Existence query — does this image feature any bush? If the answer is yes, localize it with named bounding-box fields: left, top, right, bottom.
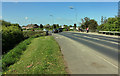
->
left=69, top=29, right=74, bottom=31
left=23, top=31, right=45, bottom=39
left=2, top=26, right=24, bottom=54
left=98, top=17, right=120, bottom=32
left=2, top=38, right=33, bottom=71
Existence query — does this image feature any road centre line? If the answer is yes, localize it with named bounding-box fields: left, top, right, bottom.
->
left=73, top=34, right=118, bottom=45
left=71, top=36, right=118, bottom=52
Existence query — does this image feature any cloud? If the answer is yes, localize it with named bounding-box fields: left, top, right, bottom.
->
left=25, top=17, right=28, bottom=20
left=0, top=16, right=2, bottom=19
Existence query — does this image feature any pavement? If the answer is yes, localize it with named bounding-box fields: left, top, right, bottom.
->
left=52, top=32, right=119, bottom=74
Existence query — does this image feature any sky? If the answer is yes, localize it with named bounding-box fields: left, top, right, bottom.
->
left=2, top=0, right=120, bottom=2
left=2, top=2, right=118, bottom=26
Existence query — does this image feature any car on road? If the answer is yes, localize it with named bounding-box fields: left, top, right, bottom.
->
left=52, top=29, right=58, bottom=33
left=52, top=28, right=63, bottom=33
left=57, top=28, right=63, bottom=32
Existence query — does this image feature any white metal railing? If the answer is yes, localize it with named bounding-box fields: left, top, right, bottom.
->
left=98, top=31, right=120, bottom=35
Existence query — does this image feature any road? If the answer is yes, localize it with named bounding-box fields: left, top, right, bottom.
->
left=53, top=32, right=119, bottom=74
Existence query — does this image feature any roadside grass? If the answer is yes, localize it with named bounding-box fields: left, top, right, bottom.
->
left=4, top=36, right=67, bottom=74
left=2, top=33, right=45, bottom=73
left=2, top=38, right=33, bottom=72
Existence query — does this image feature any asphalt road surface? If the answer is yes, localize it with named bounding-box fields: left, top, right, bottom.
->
left=53, top=32, right=119, bottom=74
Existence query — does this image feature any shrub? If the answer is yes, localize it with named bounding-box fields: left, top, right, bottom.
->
left=23, top=31, right=45, bottom=39
left=2, top=38, right=33, bottom=71
left=2, top=26, right=24, bottom=54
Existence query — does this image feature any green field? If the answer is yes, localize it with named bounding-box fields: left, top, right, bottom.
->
left=4, top=36, right=67, bottom=74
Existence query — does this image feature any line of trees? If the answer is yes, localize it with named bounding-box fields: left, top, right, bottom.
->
left=27, top=24, right=60, bottom=30
left=30, top=23, right=78, bottom=31
left=97, top=16, right=120, bottom=31
left=80, top=16, right=120, bottom=32
left=33, top=15, right=120, bottom=32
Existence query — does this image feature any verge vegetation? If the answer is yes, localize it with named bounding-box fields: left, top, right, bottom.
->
left=3, top=36, right=67, bottom=74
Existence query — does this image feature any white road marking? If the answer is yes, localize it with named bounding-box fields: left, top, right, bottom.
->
left=74, top=34, right=118, bottom=45
left=71, top=36, right=118, bottom=68
left=92, top=53, right=118, bottom=69
left=55, top=34, right=118, bottom=69
left=71, top=31, right=119, bottom=38
left=72, top=36, right=118, bottom=52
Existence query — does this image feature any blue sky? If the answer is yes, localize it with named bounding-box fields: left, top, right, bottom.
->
left=2, top=2, right=118, bottom=26
left=2, top=0, right=120, bottom=2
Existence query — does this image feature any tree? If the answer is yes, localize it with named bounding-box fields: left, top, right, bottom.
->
left=97, top=24, right=105, bottom=31
left=74, top=24, right=76, bottom=30
left=80, top=17, right=90, bottom=29
left=118, top=17, right=120, bottom=31
left=33, top=24, right=39, bottom=28
left=84, top=17, right=90, bottom=22
left=97, top=16, right=120, bottom=31
left=80, top=17, right=98, bottom=32
left=40, top=24, right=43, bottom=29
left=69, top=25, right=72, bottom=27
left=45, top=24, right=50, bottom=29
left=2, top=21, right=24, bottom=54
left=56, top=24, right=59, bottom=28
left=59, top=25, right=62, bottom=28
left=81, top=24, right=85, bottom=29
left=101, top=16, right=104, bottom=24
left=2, top=20, right=11, bottom=27
left=53, top=24, right=56, bottom=29
left=103, top=17, right=107, bottom=24
left=88, top=19, right=98, bottom=32
left=81, top=19, right=84, bottom=24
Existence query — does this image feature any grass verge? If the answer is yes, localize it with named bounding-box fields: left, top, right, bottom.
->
left=2, top=38, right=33, bottom=72
left=4, top=36, right=67, bottom=74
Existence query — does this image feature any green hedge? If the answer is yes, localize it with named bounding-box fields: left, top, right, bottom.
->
left=2, top=38, right=33, bottom=71
left=23, top=31, right=45, bottom=39
left=2, top=30, right=45, bottom=72
left=2, top=26, right=24, bottom=54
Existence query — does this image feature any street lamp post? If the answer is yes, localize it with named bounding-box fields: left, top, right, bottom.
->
left=49, top=15, right=54, bottom=30
left=69, top=6, right=78, bottom=26
left=49, top=15, right=54, bottom=25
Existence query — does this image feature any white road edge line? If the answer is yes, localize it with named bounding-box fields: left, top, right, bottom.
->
left=74, top=34, right=118, bottom=45
left=55, top=34, right=118, bottom=69
left=72, top=36, right=118, bottom=68
left=72, top=36, right=118, bottom=51
left=93, top=53, right=118, bottom=69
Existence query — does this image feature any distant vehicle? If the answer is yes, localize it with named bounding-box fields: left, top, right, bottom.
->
left=52, top=29, right=58, bottom=33
left=57, top=28, right=63, bottom=32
